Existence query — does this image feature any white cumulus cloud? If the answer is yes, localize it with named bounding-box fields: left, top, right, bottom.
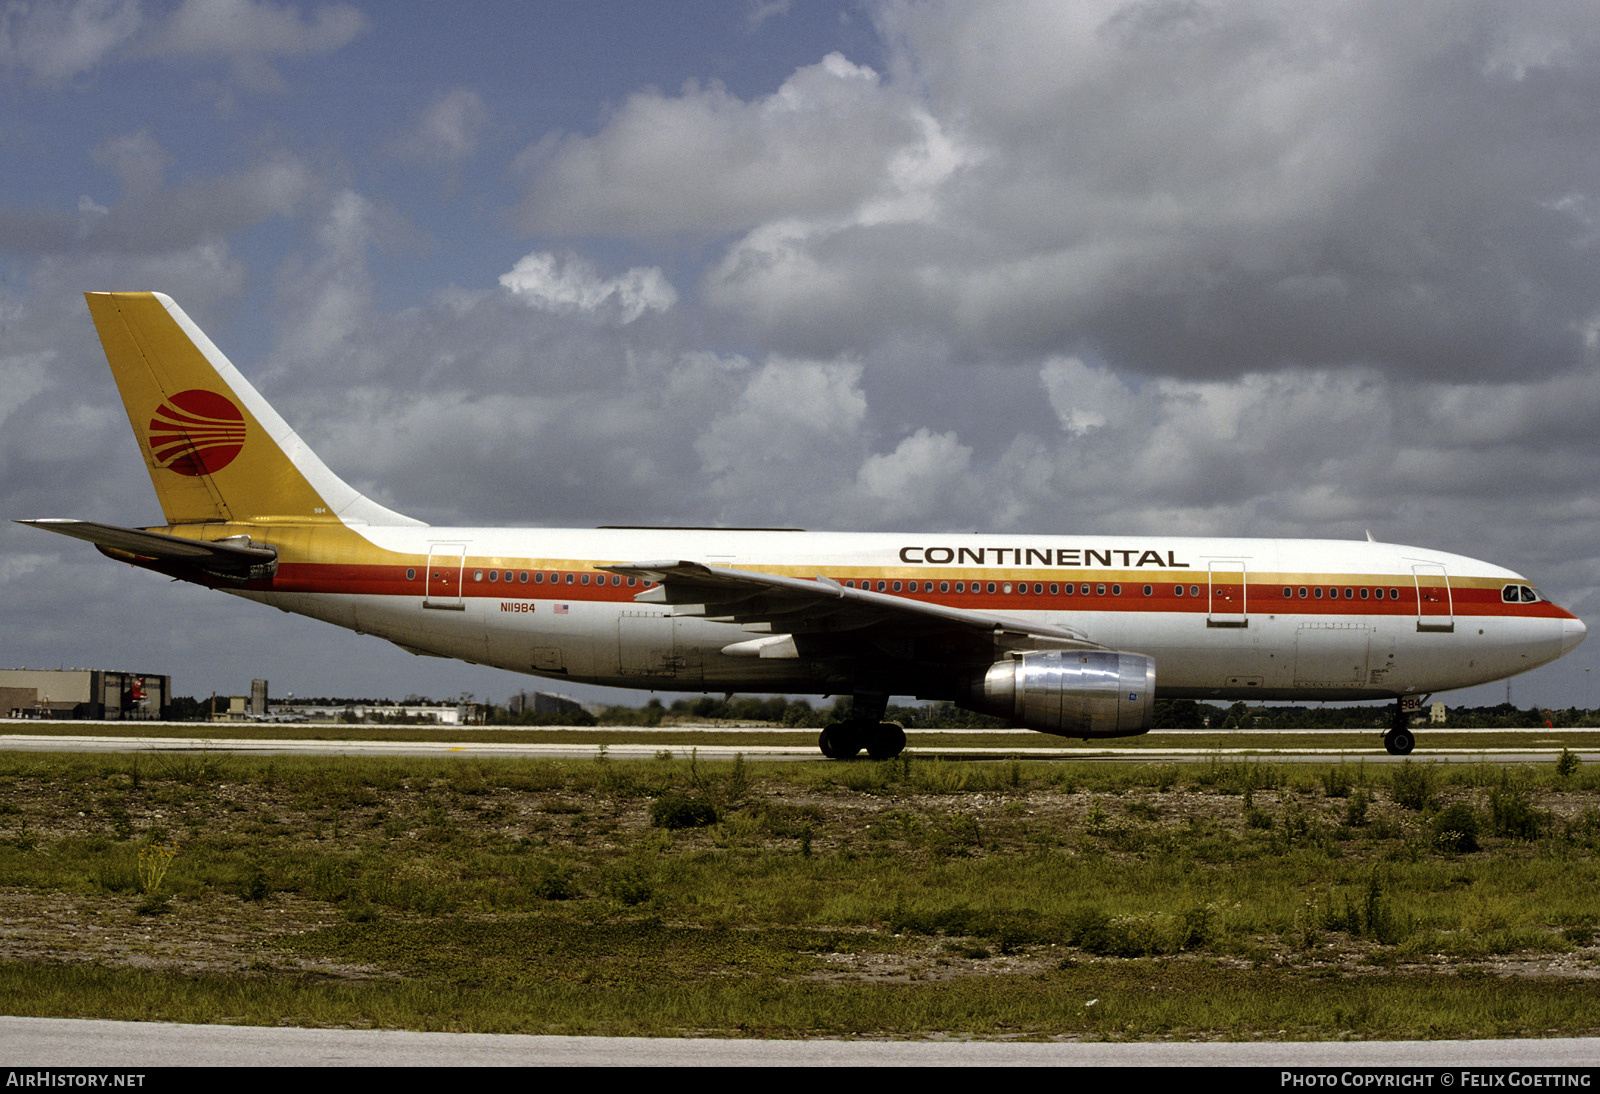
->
left=499, top=252, right=676, bottom=325
left=0, top=0, right=142, bottom=82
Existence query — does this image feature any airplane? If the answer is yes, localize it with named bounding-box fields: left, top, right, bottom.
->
left=19, top=292, right=1589, bottom=759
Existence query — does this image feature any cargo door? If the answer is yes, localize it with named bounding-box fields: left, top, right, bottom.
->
left=618, top=612, right=682, bottom=677
left=1293, top=621, right=1370, bottom=687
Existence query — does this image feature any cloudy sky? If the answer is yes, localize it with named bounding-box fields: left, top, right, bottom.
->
left=4, top=0, right=1599, bottom=710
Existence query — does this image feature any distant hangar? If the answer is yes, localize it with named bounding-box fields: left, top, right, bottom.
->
left=1, top=669, right=170, bottom=720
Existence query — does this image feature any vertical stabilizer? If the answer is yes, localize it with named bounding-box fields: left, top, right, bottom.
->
left=84, top=292, right=420, bottom=527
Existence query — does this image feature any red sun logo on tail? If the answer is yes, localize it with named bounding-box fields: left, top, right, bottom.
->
left=148, top=390, right=245, bottom=476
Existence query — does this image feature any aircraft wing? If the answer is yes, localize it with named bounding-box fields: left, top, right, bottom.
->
left=599, top=560, right=1100, bottom=658
left=17, top=519, right=277, bottom=576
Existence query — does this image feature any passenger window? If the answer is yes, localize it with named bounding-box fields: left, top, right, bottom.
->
left=1314, top=588, right=1323, bottom=598
left=1111, top=584, right=1121, bottom=595
left=1298, top=587, right=1308, bottom=598
left=1175, top=585, right=1184, bottom=597
left=1388, top=588, right=1399, bottom=599
left=1082, top=584, right=1091, bottom=595
left=580, top=574, right=590, bottom=585
left=565, top=573, right=574, bottom=584
left=1360, top=588, right=1368, bottom=599
left=406, top=568, right=416, bottom=581
left=1096, top=584, right=1105, bottom=595
left=1190, top=586, right=1199, bottom=597
left=1283, top=587, right=1292, bottom=598
left=489, top=570, right=498, bottom=582
left=893, top=581, right=902, bottom=592
left=473, top=570, right=483, bottom=582
left=941, top=582, right=950, bottom=593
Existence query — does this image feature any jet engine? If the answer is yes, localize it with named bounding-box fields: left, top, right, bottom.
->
left=966, top=649, right=1156, bottom=738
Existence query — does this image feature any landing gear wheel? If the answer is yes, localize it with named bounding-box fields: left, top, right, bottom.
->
left=819, top=723, right=862, bottom=760
left=817, top=728, right=839, bottom=759
left=866, top=722, right=907, bottom=761
left=1384, top=728, right=1415, bottom=756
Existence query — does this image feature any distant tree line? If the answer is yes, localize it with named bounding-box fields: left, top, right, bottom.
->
left=1156, top=699, right=1600, bottom=730
left=169, top=693, right=1600, bottom=729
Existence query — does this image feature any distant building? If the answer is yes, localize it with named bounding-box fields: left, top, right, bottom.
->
left=274, top=700, right=472, bottom=725
left=1430, top=701, right=1448, bottom=724
left=211, top=696, right=251, bottom=722
left=508, top=690, right=587, bottom=718
left=0, top=669, right=170, bottom=720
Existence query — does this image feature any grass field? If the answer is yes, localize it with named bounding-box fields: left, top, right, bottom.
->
left=3, top=747, right=1600, bottom=1039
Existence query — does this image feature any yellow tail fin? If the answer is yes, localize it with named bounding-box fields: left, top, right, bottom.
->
left=84, top=292, right=417, bottom=528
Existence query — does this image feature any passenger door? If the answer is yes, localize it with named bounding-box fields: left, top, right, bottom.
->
left=1207, top=561, right=1248, bottom=628
left=1412, top=563, right=1454, bottom=633
left=424, top=544, right=467, bottom=611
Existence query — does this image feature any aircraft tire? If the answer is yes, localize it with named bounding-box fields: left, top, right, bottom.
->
left=1384, top=729, right=1416, bottom=756
left=866, top=722, right=907, bottom=760
left=819, top=723, right=862, bottom=760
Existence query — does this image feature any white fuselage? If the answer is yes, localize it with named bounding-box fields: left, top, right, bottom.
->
left=234, top=526, right=1584, bottom=703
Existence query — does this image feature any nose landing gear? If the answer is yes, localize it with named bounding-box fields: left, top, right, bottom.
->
left=1383, top=699, right=1416, bottom=755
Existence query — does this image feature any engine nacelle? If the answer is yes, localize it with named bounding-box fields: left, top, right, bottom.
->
left=968, top=649, right=1156, bottom=738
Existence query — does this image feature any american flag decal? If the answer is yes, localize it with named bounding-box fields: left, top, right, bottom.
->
left=554, top=604, right=569, bottom=614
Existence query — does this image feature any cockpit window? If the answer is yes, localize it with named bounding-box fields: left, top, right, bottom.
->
left=1522, top=586, right=1541, bottom=603
left=1503, top=583, right=1541, bottom=603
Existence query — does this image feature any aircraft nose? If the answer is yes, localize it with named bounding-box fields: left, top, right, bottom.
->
left=1563, top=616, right=1588, bottom=655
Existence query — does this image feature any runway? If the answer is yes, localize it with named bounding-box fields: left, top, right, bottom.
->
left=0, top=727, right=1594, bottom=764
left=6, top=1015, right=1600, bottom=1067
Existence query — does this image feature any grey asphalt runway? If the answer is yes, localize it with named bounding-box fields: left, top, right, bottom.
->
left=6, top=1016, right=1600, bottom=1066
left=1, top=729, right=1593, bottom=764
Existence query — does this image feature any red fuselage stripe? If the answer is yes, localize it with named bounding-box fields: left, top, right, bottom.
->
left=202, top=563, right=1572, bottom=619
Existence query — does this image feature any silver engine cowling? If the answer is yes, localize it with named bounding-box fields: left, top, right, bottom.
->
left=969, top=650, right=1156, bottom=738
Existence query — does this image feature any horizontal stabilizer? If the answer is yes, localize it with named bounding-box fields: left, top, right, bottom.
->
left=17, top=519, right=277, bottom=577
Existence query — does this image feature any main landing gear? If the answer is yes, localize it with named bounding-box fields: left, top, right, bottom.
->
left=1383, top=698, right=1416, bottom=756
left=817, top=689, right=907, bottom=760
left=818, top=721, right=907, bottom=761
